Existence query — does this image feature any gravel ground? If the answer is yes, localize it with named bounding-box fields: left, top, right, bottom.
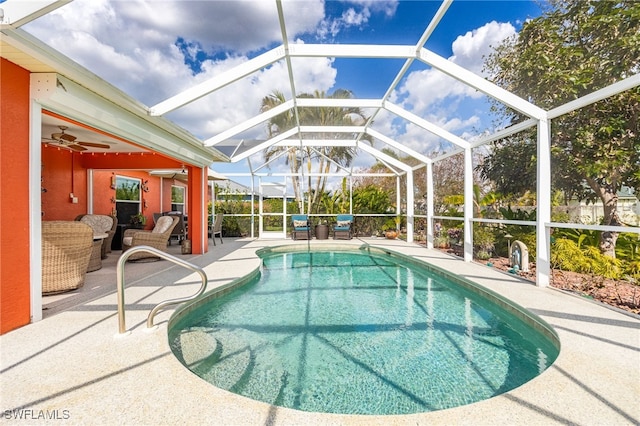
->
left=477, top=255, right=640, bottom=315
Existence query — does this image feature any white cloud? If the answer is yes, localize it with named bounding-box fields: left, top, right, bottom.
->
left=450, top=21, right=516, bottom=75
left=23, top=0, right=335, bottom=141
left=342, top=7, right=371, bottom=26
left=394, top=21, right=516, bottom=137
left=316, top=0, right=398, bottom=40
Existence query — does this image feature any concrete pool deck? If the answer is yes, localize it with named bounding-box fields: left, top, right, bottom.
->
left=1, top=238, right=639, bottom=425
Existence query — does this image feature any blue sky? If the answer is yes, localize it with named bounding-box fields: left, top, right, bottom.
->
left=22, top=0, right=544, bottom=182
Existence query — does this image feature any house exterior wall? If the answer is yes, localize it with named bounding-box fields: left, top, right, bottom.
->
left=0, top=60, right=212, bottom=335
left=41, top=147, right=88, bottom=220
left=566, top=197, right=640, bottom=226
left=1, top=59, right=32, bottom=333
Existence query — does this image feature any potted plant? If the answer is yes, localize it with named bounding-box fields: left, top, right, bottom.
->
left=433, top=235, right=449, bottom=248
left=381, top=218, right=398, bottom=239
left=129, top=212, right=146, bottom=228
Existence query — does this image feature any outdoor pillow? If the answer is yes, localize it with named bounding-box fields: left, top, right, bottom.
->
left=153, top=216, right=174, bottom=233
left=293, top=220, right=308, bottom=228
left=336, top=220, right=351, bottom=227
left=80, top=214, right=113, bottom=233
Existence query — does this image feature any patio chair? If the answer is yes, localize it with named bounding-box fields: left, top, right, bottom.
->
left=210, top=213, right=223, bottom=246
left=333, top=214, right=353, bottom=240
left=76, top=214, right=117, bottom=258
left=291, top=214, right=311, bottom=240
left=122, top=215, right=179, bottom=261
left=164, top=211, right=186, bottom=245
left=42, top=221, right=93, bottom=294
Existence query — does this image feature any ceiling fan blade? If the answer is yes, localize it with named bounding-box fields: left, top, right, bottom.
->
left=59, top=133, right=77, bottom=142
left=68, top=144, right=87, bottom=152
left=77, top=141, right=111, bottom=149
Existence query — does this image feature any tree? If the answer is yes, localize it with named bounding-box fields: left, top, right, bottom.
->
left=261, top=89, right=372, bottom=214
left=481, top=0, right=640, bottom=257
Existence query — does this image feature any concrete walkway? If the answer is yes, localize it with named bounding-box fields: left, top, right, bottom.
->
left=1, top=238, right=638, bottom=425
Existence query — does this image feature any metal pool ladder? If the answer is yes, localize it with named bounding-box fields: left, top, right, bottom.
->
left=116, top=245, right=208, bottom=334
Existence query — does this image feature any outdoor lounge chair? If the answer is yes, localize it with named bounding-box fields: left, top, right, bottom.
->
left=122, top=215, right=179, bottom=261
left=210, top=213, right=223, bottom=246
left=333, top=214, right=353, bottom=240
left=291, top=214, right=311, bottom=240
left=42, top=221, right=93, bottom=294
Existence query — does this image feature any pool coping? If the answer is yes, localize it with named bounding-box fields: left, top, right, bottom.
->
left=1, top=238, right=639, bottom=425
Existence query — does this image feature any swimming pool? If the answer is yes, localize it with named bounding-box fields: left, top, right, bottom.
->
left=169, top=245, right=559, bottom=415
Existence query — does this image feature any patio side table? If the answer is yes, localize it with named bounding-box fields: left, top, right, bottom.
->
left=315, top=224, right=329, bottom=240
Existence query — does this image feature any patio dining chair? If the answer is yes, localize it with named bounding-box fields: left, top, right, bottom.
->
left=164, top=211, right=186, bottom=245
left=210, top=213, right=223, bottom=246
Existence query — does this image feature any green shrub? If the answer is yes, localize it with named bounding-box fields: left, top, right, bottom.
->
left=582, top=246, right=623, bottom=280
left=473, top=225, right=495, bottom=254
left=476, top=250, right=492, bottom=260
left=624, top=261, right=640, bottom=282
left=551, top=238, right=588, bottom=272
left=552, top=238, right=623, bottom=280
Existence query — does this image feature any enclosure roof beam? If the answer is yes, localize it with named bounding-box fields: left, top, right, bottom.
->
left=0, top=0, right=70, bottom=29
left=417, top=47, right=547, bottom=120
left=366, top=128, right=432, bottom=165
left=205, top=100, right=294, bottom=146
left=469, top=118, right=538, bottom=149
left=230, top=127, right=299, bottom=162
left=150, top=47, right=285, bottom=116
left=275, top=139, right=358, bottom=147
left=384, top=101, right=469, bottom=149
left=288, top=43, right=416, bottom=59
left=295, top=98, right=383, bottom=109
left=358, top=143, right=412, bottom=173
left=547, top=73, right=640, bottom=119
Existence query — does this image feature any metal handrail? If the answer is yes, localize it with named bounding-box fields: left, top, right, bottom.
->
left=116, top=245, right=208, bottom=334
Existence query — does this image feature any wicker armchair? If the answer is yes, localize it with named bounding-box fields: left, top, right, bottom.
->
left=75, top=214, right=117, bottom=258
left=42, top=221, right=93, bottom=294
left=122, top=215, right=179, bottom=261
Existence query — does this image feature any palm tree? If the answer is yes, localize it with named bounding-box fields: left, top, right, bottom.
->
left=261, top=89, right=372, bottom=214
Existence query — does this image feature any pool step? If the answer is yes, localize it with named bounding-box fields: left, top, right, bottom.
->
left=192, top=328, right=287, bottom=405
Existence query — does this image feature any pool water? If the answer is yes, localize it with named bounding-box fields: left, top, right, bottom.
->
left=169, top=248, right=558, bottom=415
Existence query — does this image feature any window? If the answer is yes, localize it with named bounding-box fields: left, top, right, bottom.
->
left=115, top=176, right=141, bottom=225
left=171, top=185, right=185, bottom=214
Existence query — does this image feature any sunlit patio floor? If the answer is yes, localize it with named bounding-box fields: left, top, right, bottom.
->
left=1, top=237, right=639, bottom=425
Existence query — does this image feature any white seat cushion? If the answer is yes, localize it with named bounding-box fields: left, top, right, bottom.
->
left=80, top=214, right=113, bottom=233
left=153, top=216, right=174, bottom=233
left=122, top=236, right=133, bottom=246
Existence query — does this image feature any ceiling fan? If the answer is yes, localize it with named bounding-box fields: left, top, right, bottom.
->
left=43, top=126, right=112, bottom=152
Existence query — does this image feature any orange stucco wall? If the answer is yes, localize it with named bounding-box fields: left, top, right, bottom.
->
left=41, top=147, right=88, bottom=220
left=1, top=59, right=32, bottom=333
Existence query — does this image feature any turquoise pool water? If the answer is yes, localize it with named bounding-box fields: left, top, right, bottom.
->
left=169, top=247, right=559, bottom=415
